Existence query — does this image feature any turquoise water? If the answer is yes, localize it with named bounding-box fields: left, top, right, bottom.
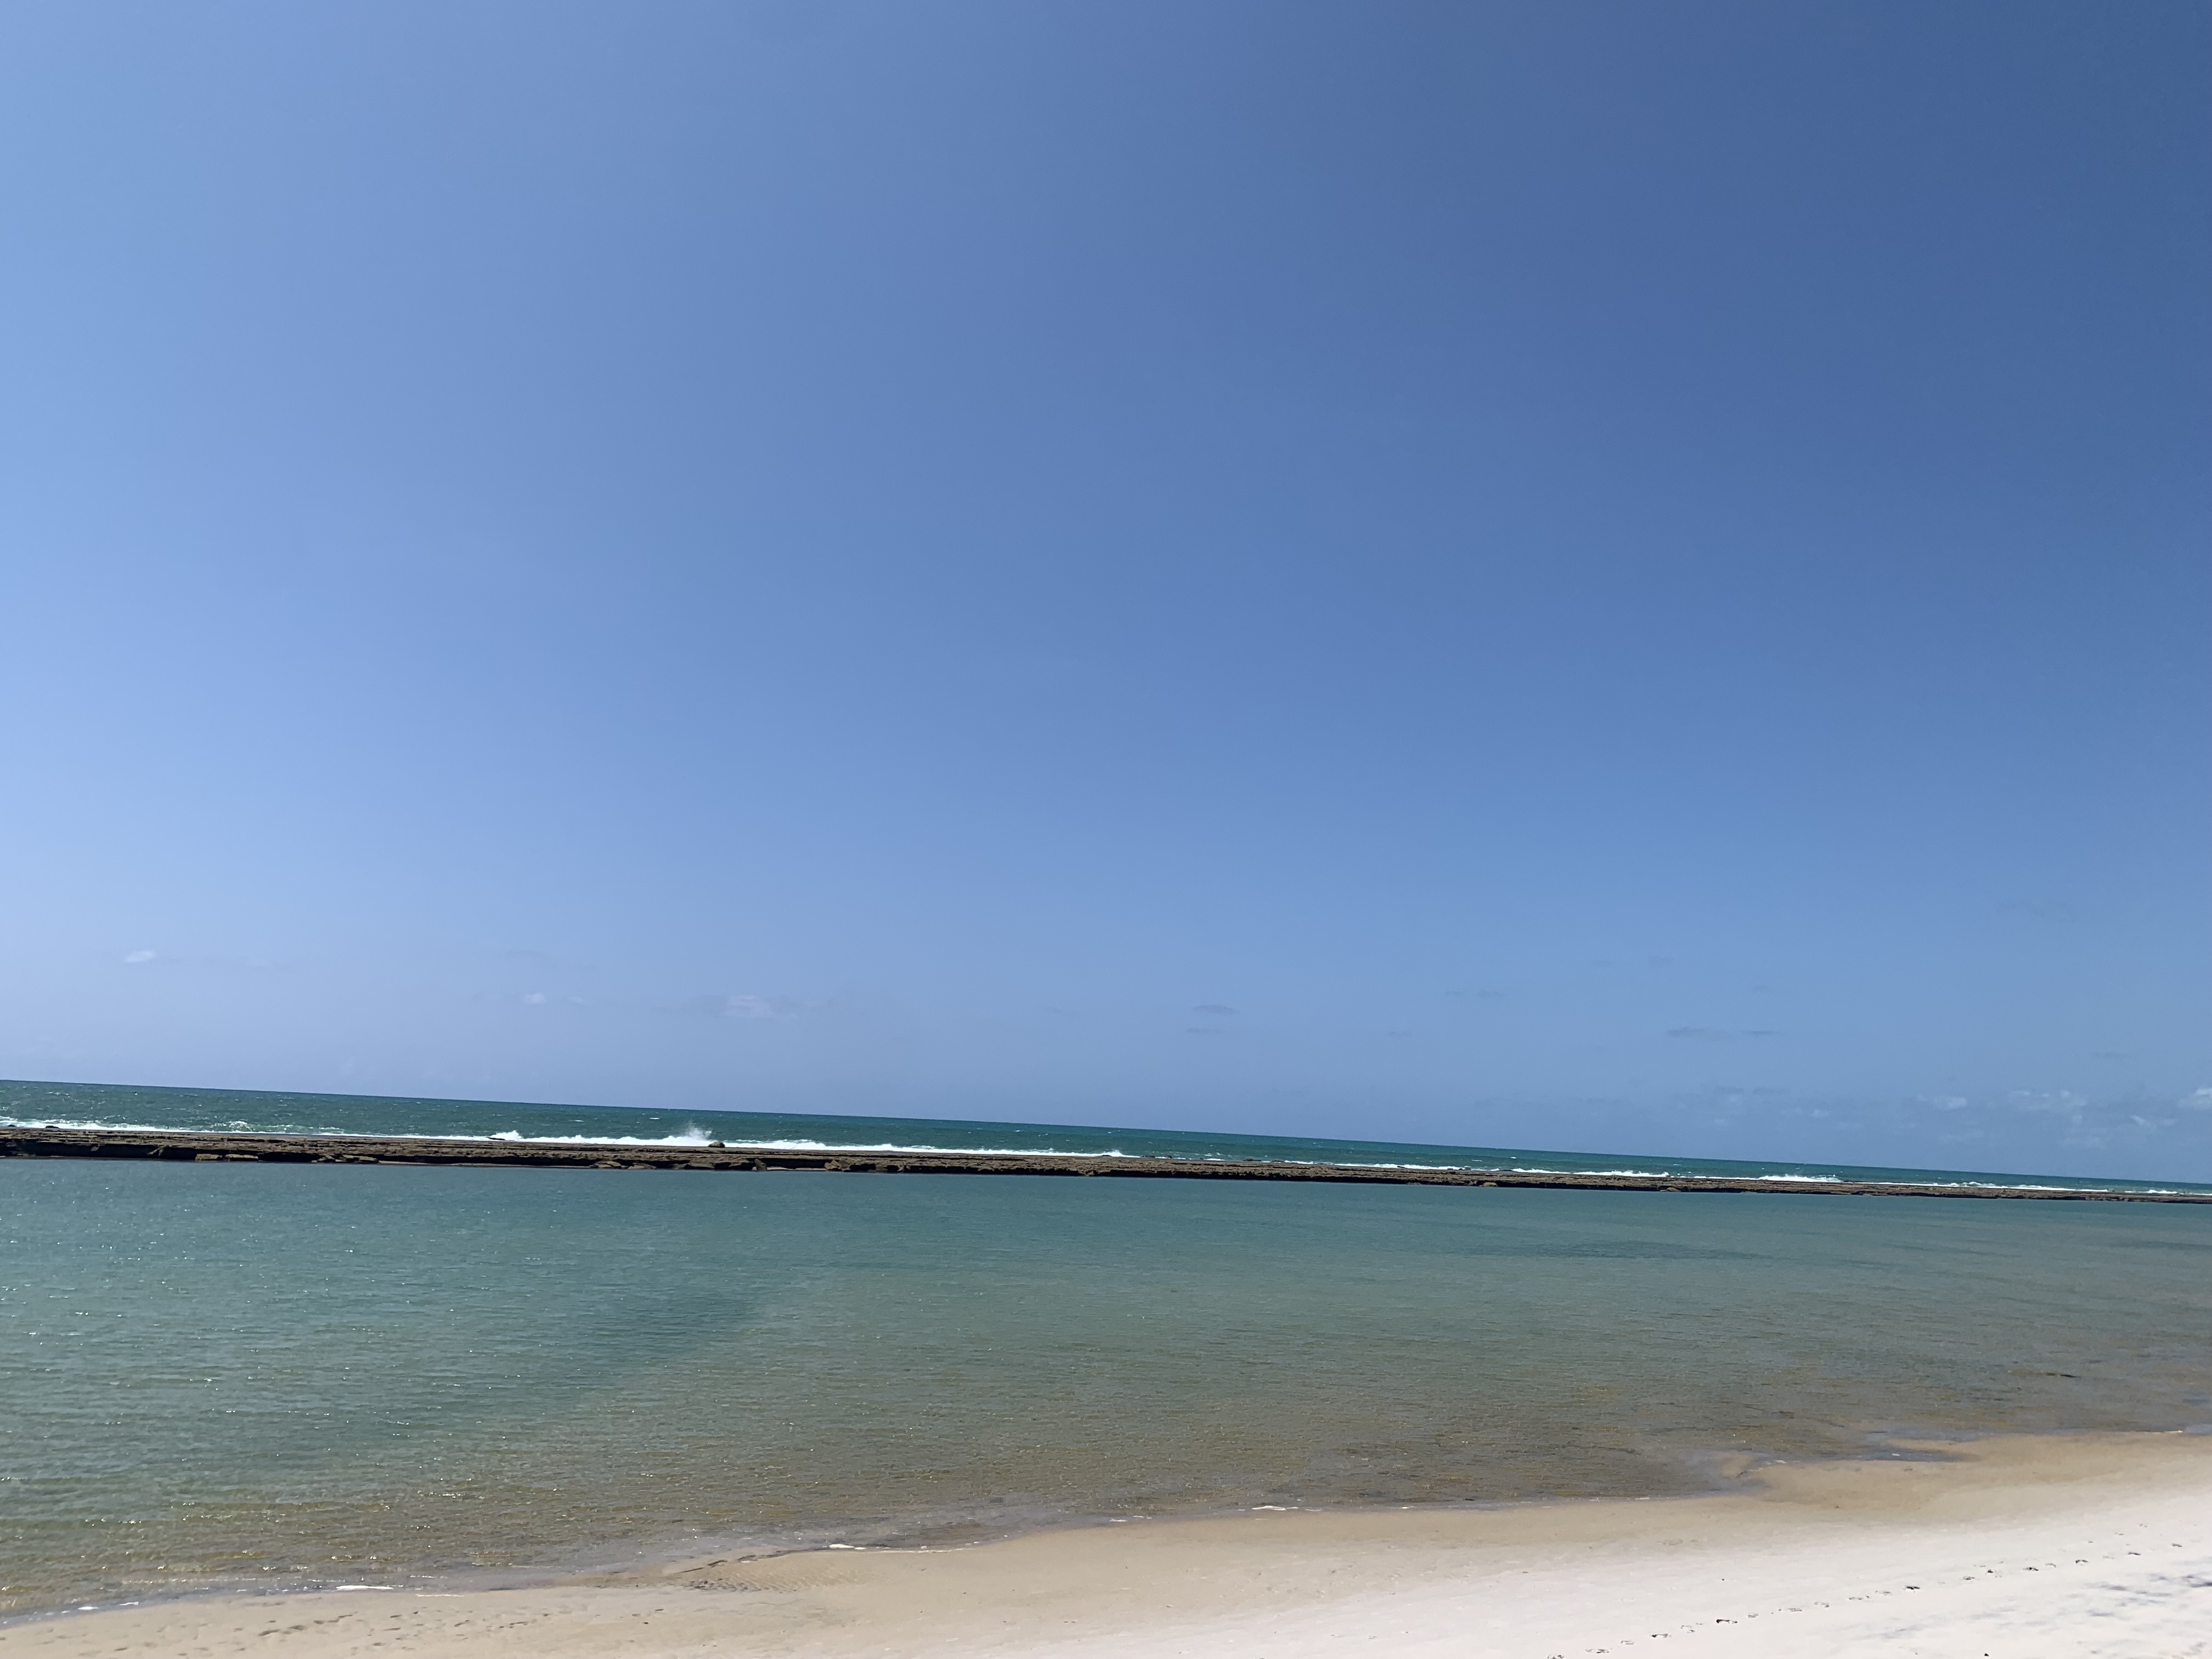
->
left=5, top=1094, right=2211, bottom=1621
left=7, top=1077, right=2209, bottom=1193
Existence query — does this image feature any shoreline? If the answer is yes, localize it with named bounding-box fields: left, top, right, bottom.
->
left=7, top=1124, right=2209, bottom=1201
left=7, top=1429, right=2209, bottom=1656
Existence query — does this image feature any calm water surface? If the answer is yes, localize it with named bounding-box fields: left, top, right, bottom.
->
left=5, top=1155, right=2210, bottom=1618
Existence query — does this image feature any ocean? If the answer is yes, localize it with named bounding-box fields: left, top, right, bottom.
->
left=5, top=1079, right=2211, bottom=1620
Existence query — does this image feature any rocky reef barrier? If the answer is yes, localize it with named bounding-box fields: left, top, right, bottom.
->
left=4, top=1125, right=2208, bottom=1202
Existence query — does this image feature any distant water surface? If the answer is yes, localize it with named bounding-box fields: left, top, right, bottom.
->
left=4, top=1082, right=2211, bottom=1620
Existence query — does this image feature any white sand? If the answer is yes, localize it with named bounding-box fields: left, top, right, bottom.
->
left=5, top=1432, right=2208, bottom=1658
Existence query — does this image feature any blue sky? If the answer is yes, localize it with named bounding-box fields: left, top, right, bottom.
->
left=2, top=1, right=2207, bottom=1178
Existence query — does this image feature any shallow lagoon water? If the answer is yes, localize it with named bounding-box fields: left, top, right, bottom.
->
left=5, top=1155, right=2210, bottom=1618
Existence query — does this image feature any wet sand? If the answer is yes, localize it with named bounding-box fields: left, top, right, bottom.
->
left=6, top=1432, right=2208, bottom=1658
left=6, top=1125, right=2207, bottom=1201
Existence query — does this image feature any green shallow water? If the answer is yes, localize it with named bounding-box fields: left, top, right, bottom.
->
left=5, top=1159, right=2211, bottom=1617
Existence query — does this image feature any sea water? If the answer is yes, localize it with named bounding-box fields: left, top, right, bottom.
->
left=4, top=1082, right=2211, bottom=1620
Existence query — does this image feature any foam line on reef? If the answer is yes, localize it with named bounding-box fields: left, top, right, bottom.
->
left=5, top=1125, right=2209, bottom=1201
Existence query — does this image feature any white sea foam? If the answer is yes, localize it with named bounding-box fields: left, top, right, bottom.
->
left=1492, top=1161, right=2121, bottom=1192
left=473, top=1131, right=1140, bottom=1158
left=2, top=1115, right=247, bottom=1136
left=0, top=1115, right=1135, bottom=1160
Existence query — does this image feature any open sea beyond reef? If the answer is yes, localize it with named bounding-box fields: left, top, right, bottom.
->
left=5, top=1081, right=2211, bottom=1620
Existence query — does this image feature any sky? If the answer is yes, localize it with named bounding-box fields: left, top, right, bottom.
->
left=2, top=0, right=2207, bottom=1180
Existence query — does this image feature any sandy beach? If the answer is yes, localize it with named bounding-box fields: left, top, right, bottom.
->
left=7, top=1431, right=2207, bottom=1659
